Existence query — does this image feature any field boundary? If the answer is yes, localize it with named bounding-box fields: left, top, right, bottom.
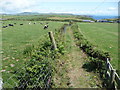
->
left=71, top=23, right=120, bottom=89
left=2, top=23, right=68, bottom=88
left=105, top=58, right=120, bottom=89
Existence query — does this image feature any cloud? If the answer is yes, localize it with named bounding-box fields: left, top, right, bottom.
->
left=22, top=9, right=33, bottom=12
left=0, top=0, right=118, bottom=16
left=41, top=0, right=119, bottom=2
left=0, top=0, right=38, bottom=13
left=108, top=7, right=117, bottom=11
left=67, top=10, right=118, bottom=15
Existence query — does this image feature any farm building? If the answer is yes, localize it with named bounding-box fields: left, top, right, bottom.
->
left=0, top=18, right=7, bottom=21
left=97, top=20, right=118, bottom=23
left=97, top=20, right=107, bottom=22
left=82, top=20, right=95, bottom=22
left=115, top=20, right=120, bottom=23
left=97, top=20, right=110, bottom=22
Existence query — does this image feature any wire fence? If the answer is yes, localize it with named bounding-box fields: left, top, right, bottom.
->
left=2, top=60, right=53, bottom=89
left=1, top=32, right=54, bottom=89
left=1, top=23, right=69, bottom=89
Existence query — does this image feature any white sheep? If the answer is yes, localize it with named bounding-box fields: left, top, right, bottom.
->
left=29, top=22, right=31, bottom=25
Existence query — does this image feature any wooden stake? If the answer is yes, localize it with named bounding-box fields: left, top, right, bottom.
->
left=48, top=31, right=57, bottom=50
left=109, top=69, right=115, bottom=88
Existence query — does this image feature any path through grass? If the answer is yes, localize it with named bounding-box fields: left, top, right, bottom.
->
left=53, top=26, right=103, bottom=88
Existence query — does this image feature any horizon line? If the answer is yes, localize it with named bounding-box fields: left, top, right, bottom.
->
left=0, top=12, right=118, bottom=16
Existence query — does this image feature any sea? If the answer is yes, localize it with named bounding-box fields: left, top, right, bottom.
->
left=91, top=15, right=118, bottom=20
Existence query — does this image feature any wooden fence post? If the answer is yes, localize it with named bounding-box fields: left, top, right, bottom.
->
left=105, top=58, right=109, bottom=86
left=104, top=58, right=120, bottom=89
left=48, top=31, right=57, bottom=50
left=109, top=69, right=116, bottom=89
left=105, top=59, right=109, bottom=76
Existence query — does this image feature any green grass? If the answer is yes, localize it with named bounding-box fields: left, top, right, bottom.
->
left=2, top=20, right=67, bottom=87
left=2, top=14, right=95, bottom=21
left=53, top=26, right=103, bottom=88
left=77, top=23, right=118, bottom=69
left=1, top=15, right=119, bottom=88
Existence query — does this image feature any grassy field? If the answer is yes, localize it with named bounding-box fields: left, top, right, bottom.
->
left=1, top=14, right=119, bottom=88
left=2, top=20, right=67, bottom=87
left=77, top=23, right=118, bottom=69
left=2, top=14, right=95, bottom=21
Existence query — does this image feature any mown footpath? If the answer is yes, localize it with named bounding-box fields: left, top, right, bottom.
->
left=52, top=24, right=103, bottom=88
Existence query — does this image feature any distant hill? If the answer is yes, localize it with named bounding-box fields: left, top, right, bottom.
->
left=0, top=13, right=10, bottom=15
left=16, top=12, right=75, bottom=16
left=47, top=13, right=74, bottom=15
left=0, top=12, right=40, bottom=15
left=1, top=12, right=92, bottom=18
left=17, top=12, right=40, bottom=15
left=1, top=12, right=95, bottom=21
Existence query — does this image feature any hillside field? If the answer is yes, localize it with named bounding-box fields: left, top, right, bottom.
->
left=77, top=23, right=118, bottom=69
left=1, top=20, right=67, bottom=87
left=0, top=15, right=119, bottom=88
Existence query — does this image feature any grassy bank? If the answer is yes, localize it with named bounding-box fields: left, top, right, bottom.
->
left=77, top=23, right=118, bottom=69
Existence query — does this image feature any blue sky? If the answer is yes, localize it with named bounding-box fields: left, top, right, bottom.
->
left=0, top=0, right=119, bottom=16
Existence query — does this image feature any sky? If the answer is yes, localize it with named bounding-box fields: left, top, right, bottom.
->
left=0, top=0, right=119, bottom=16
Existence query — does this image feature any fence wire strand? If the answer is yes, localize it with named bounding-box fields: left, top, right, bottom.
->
left=2, top=59, right=52, bottom=89
left=2, top=33, right=53, bottom=89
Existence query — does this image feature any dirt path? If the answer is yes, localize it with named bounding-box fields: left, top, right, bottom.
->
left=65, top=27, right=102, bottom=88
left=53, top=26, right=102, bottom=88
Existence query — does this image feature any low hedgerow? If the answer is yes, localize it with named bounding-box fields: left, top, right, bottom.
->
left=15, top=25, right=67, bottom=89
left=71, top=24, right=110, bottom=75
left=72, top=24, right=110, bottom=61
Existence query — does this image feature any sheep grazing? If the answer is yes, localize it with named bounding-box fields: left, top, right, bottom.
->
left=9, top=24, right=14, bottom=26
left=20, top=24, right=23, bottom=25
left=34, top=22, right=36, bottom=24
left=2, top=26, right=8, bottom=28
left=29, top=22, right=31, bottom=24
left=46, top=22, right=49, bottom=24
left=44, top=25, right=48, bottom=29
